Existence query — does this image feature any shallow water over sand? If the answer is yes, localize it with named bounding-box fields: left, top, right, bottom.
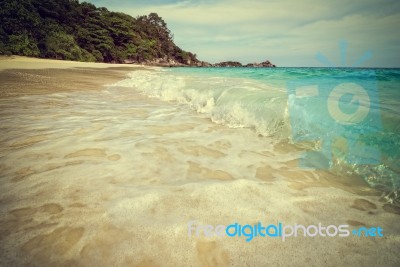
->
left=0, top=85, right=399, bottom=266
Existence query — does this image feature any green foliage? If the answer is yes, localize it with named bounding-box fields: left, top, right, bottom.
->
left=0, top=40, right=8, bottom=55
left=91, top=50, right=103, bottom=62
left=45, top=31, right=83, bottom=60
left=8, top=32, right=40, bottom=56
left=0, top=0, right=199, bottom=64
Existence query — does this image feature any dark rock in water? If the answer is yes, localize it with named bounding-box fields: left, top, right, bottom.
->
left=245, top=62, right=258, bottom=67
left=211, top=59, right=276, bottom=68
left=213, top=61, right=243, bottom=67
left=196, top=61, right=213, bottom=67
left=383, top=203, right=400, bottom=215
left=245, top=60, right=276, bottom=67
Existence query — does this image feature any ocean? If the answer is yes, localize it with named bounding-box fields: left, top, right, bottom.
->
left=115, top=67, right=400, bottom=202
left=1, top=66, right=399, bottom=266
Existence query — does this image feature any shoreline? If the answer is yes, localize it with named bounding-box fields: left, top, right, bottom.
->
left=0, top=56, right=146, bottom=98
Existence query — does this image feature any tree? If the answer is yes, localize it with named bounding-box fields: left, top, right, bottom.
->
left=0, top=0, right=200, bottom=65
left=45, top=31, right=82, bottom=60
left=8, top=32, right=39, bottom=56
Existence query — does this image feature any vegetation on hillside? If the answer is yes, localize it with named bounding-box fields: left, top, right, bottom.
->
left=0, top=0, right=199, bottom=65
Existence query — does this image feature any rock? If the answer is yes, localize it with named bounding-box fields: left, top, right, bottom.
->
left=197, top=61, right=212, bottom=67
left=213, top=61, right=243, bottom=67
left=123, top=59, right=137, bottom=64
left=127, top=58, right=275, bottom=68
left=245, top=60, right=275, bottom=67
left=245, top=62, right=259, bottom=67
left=141, top=57, right=188, bottom=67
left=211, top=59, right=275, bottom=68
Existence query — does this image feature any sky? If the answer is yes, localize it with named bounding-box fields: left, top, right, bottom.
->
left=86, top=0, right=400, bottom=67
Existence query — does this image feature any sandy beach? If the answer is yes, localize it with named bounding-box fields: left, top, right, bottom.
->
left=0, top=56, right=144, bottom=98
left=0, top=57, right=399, bottom=267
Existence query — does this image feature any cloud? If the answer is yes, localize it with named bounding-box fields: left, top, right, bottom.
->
left=86, top=0, right=400, bottom=67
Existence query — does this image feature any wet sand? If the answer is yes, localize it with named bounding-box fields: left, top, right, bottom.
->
left=0, top=57, right=399, bottom=267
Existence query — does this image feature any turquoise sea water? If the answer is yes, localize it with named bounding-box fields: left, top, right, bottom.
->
left=117, top=67, right=400, bottom=201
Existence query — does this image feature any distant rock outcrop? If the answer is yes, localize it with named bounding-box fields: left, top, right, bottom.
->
left=213, top=61, right=243, bottom=67
left=208, top=59, right=276, bottom=68
left=127, top=58, right=277, bottom=68
left=196, top=61, right=213, bottom=67
left=245, top=60, right=276, bottom=67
